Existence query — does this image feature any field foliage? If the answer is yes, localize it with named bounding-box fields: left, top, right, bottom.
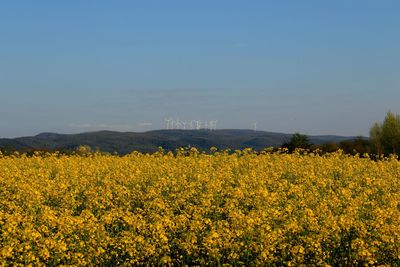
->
left=0, top=149, right=399, bottom=266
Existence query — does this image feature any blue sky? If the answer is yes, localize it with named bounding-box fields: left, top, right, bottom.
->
left=1, top=1, right=399, bottom=137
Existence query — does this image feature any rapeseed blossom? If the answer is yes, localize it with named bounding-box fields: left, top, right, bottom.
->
left=0, top=150, right=399, bottom=265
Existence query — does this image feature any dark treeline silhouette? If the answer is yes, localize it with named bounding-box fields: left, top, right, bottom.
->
left=0, top=136, right=372, bottom=157
left=281, top=133, right=372, bottom=156
left=310, top=137, right=371, bottom=155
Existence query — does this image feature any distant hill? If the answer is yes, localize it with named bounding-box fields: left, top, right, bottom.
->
left=0, top=130, right=360, bottom=155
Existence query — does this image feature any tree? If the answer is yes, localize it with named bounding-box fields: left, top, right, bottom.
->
left=370, top=111, right=400, bottom=155
left=283, top=133, right=310, bottom=152
left=322, top=142, right=339, bottom=153
left=353, top=136, right=371, bottom=155
left=369, top=122, right=383, bottom=155
left=381, top=111, right=400, bottom=154
left=339, top=140, right=355, bottom=155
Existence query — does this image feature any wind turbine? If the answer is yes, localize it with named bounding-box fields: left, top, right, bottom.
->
left=195, top=120, right=201, bottom=130
left=165, top=118, right=171, bottom=130
left=253, top=122, right=258, bottom=132
left=209, top=120, right=215, bottom=130
left=213, top=120, right=218, bottom=130
left=204, top=121, right=209, bottom=130
left=188, top=120, right=194, bottom=130
left=210, top=120, right=217, bottom=130
left=175, top=119, right=182, bottom=129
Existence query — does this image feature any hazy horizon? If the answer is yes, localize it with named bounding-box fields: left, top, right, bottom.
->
left=1, top=1, right=399, bottom=138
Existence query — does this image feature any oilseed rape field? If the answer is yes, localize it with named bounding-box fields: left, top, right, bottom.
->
left=0, top=149, right=399, bottom=266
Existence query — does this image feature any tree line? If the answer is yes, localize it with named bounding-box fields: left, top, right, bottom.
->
left=282, top=133, right=371, bottom=155
left=282, top=111, right=400, bottom=157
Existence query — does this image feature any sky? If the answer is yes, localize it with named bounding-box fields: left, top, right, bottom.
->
left=1, top=0, right=399, bottom=138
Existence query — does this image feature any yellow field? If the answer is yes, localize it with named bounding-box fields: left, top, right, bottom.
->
left=0, top=149, right=399, bottom=266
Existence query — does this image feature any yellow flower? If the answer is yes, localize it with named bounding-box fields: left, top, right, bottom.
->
left=0, top=150, right=398, bottom=265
